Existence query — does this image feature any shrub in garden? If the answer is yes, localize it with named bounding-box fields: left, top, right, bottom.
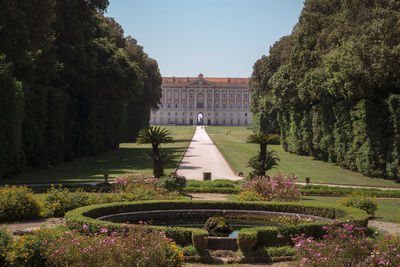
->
left=159, top=174, right=187, bottom=192
left=367, top=234, right=400, bottom=266
left=191, top=229, right=208, bottom=254
left=42, top=185, right=92, bottom=217
left=6, top=228, right=59, bottom=266
left=238, top=175, right=301, bottom=202
left=0, top=226, right=12, bottom=266
left=338, top=192, right=378, bottom=216
left=0, top=185, right=41, bottom=222
left=293, top=222, right=372, bottom=266
left=113, top=173, right=179, bottom=201
left=46, top=225, right=184, bottom=267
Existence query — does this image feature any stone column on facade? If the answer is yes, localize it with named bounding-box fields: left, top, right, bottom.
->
left=186, top=87, right=189, bottom=110
left=211, top=88, right=214, bottom=110
left=194, top=88, right=197, bottom=109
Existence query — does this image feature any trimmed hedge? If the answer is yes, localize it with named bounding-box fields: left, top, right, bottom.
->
left=65, top=200, right=368, bottom=248
left=183, top=182, right=400, bottom=197
left=301, top=185, right=400, bottom=197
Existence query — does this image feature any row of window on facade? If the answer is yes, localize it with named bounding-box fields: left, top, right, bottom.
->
left=153, top=117, right=249, bottom=126
left=157, top=111, right=248, bottom=117
left=161, top=102, right=249, bottom=109
left=164, top=90, right=249, bottom=100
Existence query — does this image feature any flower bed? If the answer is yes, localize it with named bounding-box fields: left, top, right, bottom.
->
left=238, top=175, right=301, bottom=202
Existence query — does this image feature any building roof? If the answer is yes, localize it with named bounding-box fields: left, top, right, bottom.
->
left=162, top=74, right=249, bottom=86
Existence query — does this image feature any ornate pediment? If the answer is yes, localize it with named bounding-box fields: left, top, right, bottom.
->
left=187, top=74, right=214, bottom=87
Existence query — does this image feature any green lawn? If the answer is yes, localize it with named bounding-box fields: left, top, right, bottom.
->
left=301, top=196, right=400, bottom=223
left=1, top=126, right=195, bottom=184
left=206, top=126, right=399, bottom=187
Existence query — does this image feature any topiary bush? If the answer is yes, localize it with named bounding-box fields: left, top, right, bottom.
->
left=191, top=229, right=208, bottom=254
left=0, top=185, right=41, bottom=222
left=237, top=229, right=257, bottom=253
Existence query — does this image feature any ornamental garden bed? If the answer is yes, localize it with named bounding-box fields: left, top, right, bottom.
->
left=65, top=200, right=368, bottom=255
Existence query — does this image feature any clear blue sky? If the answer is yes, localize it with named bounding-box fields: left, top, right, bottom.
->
left=105, top=0, right=304, bottom=78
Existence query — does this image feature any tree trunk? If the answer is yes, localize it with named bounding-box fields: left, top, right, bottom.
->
left=259, top=143, right=267, bottom=176
left=152, top=143, right=163, bottom=177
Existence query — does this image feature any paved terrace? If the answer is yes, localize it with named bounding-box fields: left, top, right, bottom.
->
left=177, top=126, right=241, bottom=181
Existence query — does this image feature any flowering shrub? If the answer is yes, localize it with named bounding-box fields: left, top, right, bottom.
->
left=113, top=173, right=179, bottom=201
left=6, top=228, right=59, bottom=266
left=238, top=175, right=301, bottom=202
left=367, top=234, right=400, bottom=266
left=46, top=224, right=184, bottom=266
left=338, top=192, right=378, bottom=216
left=293, top=222, right=372, bottom=266
left=42, top=185, right=92, bottom=217
left=0, top=185, right=41, bottom=222
left=0, top=226, right=12, bottom=266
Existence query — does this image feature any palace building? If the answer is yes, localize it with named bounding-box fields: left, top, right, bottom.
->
left=150, top=74, right=252, bottom=126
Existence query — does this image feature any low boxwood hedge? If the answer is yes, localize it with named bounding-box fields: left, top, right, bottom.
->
left=64, top=200, right=368, bottom=249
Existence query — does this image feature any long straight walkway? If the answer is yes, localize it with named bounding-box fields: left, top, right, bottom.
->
left=177, top=126, right=241, bottom=180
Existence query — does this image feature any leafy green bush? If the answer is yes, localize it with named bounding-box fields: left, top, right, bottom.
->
left=178, top=245, right=197, bottom=256
left=266, top=246, right=296, bottom=257
left=113, top=173, right=180, bottom=201
left=0, top=226, right=12, bottom=266
left=6, top=228, right=60, bottom=266
left=338, top=192, right=379, bottom=216
left=42, top=185, right=92, bottom=217
left=159, top=174, right=187, bottom=192
left=0, top=185, right=41, bottom=222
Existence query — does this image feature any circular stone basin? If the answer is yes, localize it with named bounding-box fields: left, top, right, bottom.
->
left=96, top=209, right=331, bottom=250
left=66, top=201, right=368, bottom=251
left=96, top=209, right=330, bottom=227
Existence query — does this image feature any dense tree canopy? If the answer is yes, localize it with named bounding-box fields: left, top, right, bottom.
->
left=0, top=0, right=161, bottom=179
left=250, top=0, right=400, bottom=181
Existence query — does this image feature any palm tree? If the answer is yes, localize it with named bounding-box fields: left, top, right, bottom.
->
left=137, top=126, right=174, bottom=177
left=247, top=133, right=280, bottom=176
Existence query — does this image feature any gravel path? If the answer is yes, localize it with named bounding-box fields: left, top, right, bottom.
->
left=177, top=126, right=241, bottom=181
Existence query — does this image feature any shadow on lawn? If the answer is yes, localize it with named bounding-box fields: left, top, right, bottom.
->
left=2, top=147, right=186, bottom=184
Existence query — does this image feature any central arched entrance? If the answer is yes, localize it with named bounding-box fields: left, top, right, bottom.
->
left=197, top=112, right=204, bottom=125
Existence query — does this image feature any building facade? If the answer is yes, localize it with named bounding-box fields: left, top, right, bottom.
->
left=150, top=74, right=252, bottom=126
